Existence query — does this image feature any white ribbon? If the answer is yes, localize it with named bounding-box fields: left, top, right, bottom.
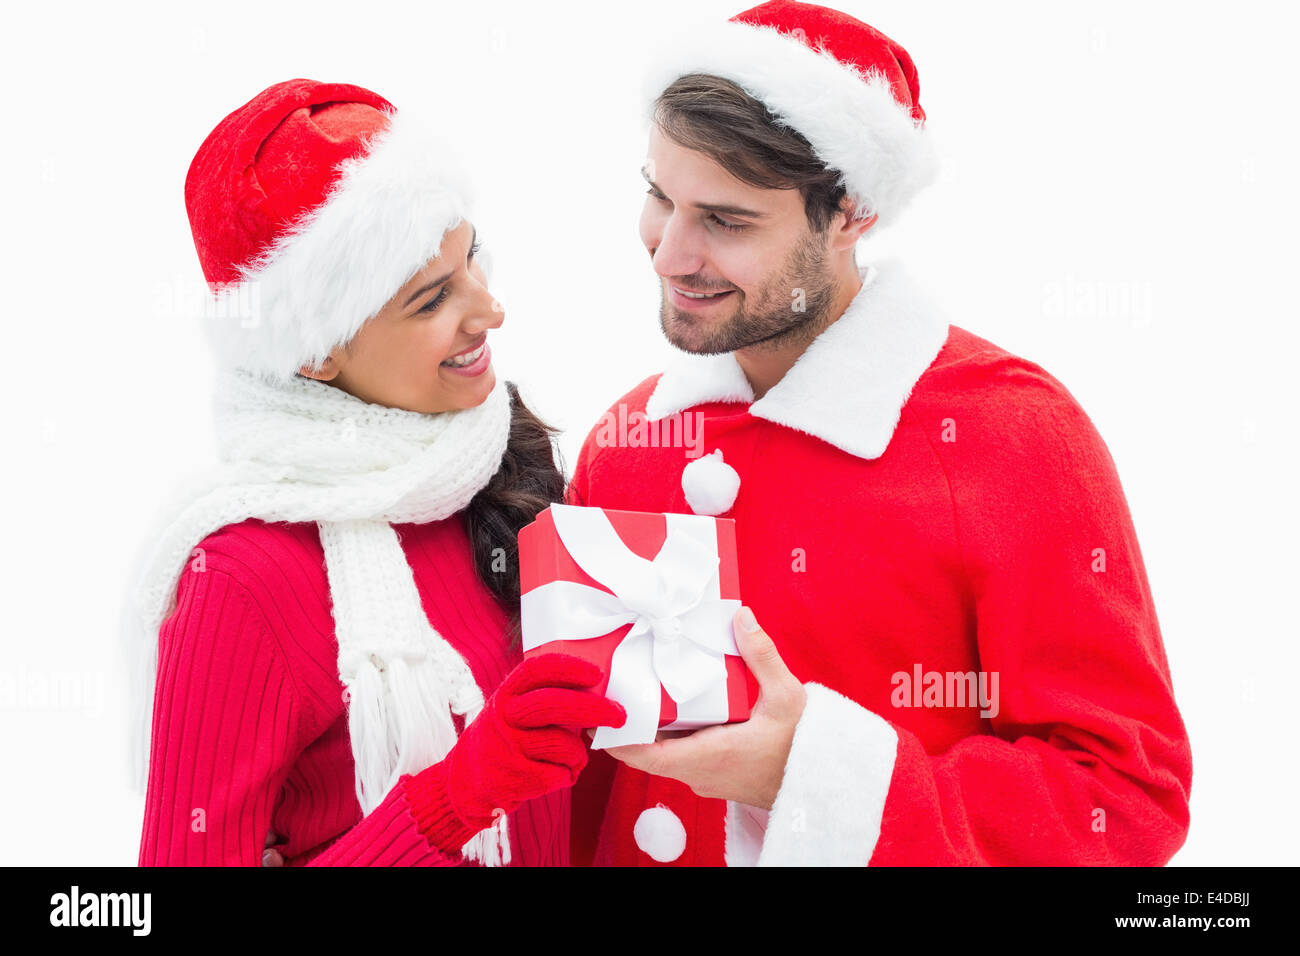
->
left=520, top=504, right=741, bottom=749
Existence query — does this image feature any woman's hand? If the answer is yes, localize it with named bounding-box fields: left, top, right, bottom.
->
left=404, top=653, right=625, bottom=851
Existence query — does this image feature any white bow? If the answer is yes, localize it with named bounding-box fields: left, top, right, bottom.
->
left=520, top=505, right=741, bottom=748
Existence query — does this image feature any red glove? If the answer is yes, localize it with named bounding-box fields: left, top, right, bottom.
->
left=402, top=653, right=625, bottom=853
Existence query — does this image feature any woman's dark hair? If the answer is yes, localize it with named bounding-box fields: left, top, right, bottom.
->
left=464, top=381, right=565, bottom=642
left=653, top=73, right=849, bottom=234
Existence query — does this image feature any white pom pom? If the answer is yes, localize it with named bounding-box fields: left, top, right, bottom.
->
left=681, top=449, right=741, bottom=516
left=633, top=804, right=687, bottom=862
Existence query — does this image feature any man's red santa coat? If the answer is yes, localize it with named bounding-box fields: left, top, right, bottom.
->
left=566, top=258, right=1192, bottom=865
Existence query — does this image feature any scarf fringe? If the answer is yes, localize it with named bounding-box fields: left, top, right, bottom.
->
left=462, top=811, right=512, bottom=867
left=348, top=654, right=464, bottom=817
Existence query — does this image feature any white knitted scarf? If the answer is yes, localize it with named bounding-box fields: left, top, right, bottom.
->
left=122, top=366, right=514, bottom=865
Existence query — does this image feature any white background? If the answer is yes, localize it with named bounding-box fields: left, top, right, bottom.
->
left=2, top=0, right=1296, bottom=866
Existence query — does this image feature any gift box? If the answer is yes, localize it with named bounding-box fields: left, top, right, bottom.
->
left=519, top=503, right=756, bottom=749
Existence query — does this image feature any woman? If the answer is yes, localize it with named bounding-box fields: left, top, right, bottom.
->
left=124, top=78, right=624, bottom=866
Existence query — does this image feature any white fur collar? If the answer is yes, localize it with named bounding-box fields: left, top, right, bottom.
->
left=644, top=258, right=951, bottom=460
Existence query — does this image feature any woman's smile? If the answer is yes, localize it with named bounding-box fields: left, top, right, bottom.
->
left=440, top=333, right=492, bottom=376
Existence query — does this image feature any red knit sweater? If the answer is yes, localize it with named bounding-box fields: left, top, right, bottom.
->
left=137, top=514, right=567, bottom=866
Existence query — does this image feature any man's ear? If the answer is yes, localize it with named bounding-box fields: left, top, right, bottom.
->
left=826, top=197, right=877, bottom=252
left=297, top=348, right=343, bottom=381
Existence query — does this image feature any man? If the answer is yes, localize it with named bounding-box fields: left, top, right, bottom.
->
left=566, top=0, right=1192, bottom=865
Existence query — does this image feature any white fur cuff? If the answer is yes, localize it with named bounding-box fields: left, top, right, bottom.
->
left=756, top=682, right=898, bottom=866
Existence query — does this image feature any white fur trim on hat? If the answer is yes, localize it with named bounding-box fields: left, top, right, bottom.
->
left=202, top=107, right=475, bottom=381
left=643, top=19, right=938, bottom=229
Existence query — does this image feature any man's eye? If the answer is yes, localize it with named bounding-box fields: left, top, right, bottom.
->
left=469, top=239, right=481, bottom=260
left=419, top=287, right=451, bottom=313
left=710, top=215, right=745, bottom=233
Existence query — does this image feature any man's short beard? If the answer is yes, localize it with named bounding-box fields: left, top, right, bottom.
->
left=658, top=230, right=838, bottom=356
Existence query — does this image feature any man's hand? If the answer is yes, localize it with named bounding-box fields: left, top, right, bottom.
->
left=262, top=829, right=284, bottom=867
left=601, top=606, right=806, bottom=809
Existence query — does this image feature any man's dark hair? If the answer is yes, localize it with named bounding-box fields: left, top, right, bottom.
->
left=652, top=73, right=849, bottom=234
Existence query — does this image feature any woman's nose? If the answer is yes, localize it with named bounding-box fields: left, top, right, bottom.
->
left=466, top=278, right=505, bottom=332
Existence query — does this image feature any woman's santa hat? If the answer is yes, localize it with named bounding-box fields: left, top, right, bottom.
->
left=186, top=78, right=474, bottom=380
left=643, top=0, right=938, bottom=229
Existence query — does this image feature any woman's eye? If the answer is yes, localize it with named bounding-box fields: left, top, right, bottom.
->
left=646, top=187, right=669, bottom=204
left=419, top=287, right=451, bottom=313
left=469, top=239, right=482, bottom=260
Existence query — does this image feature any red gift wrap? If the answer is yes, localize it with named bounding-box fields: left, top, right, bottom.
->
left=519, top=504, right=756, bottom=745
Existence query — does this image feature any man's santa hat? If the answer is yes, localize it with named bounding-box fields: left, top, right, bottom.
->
left=643, top=0, right=937, bottom=230
left=185, top=78, right=473, bottom=381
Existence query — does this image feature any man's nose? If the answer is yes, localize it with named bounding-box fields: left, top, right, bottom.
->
left=651, top=215, right=705, bottom=280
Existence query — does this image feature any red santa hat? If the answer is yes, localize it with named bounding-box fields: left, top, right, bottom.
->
left=643, top=0, right=938, bottom=229
left=185, top=78, right=473, bottom=380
